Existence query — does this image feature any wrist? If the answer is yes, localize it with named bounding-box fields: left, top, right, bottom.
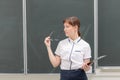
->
left=46, top=46, right=51, bottom=49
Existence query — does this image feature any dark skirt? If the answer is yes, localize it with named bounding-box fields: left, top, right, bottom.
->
left=60, top=69, right=88, bottom=80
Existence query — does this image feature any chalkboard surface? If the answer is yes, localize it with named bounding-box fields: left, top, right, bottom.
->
left=27, top=0, right=94, bottom=73
left=0, top=0, right=23, bottom=73
left=1, top=0, right=120, bottom=73
left=98, top=0, right=120, bottom=66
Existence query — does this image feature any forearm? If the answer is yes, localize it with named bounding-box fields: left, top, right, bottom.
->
left=47, top=46, right=60, bottom=67
left=82, top=58, right=91, bottom=71
left=84, top=58, right=90, bottom=63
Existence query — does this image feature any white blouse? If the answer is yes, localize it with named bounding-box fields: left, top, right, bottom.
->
left=55, top=37, right=91, bottom=70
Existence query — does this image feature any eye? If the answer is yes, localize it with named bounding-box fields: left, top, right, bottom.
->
left=66, top=26, right=70, bottom=28
left=64, top=23, right=72, bottom=28
left=64, top=25, right=69, bottom=28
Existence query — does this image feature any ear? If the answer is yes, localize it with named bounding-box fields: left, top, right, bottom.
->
left=74, top=25, right=78, bottom=31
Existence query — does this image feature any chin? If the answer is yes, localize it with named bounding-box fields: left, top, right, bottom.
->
left=65, top=34, right=69, bottom=37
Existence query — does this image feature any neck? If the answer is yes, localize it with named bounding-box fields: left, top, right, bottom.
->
left=70, top=34, right=79, bottom=41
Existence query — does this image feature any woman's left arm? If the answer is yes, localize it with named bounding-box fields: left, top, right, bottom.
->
left=81, top=58, right=91, bottom=71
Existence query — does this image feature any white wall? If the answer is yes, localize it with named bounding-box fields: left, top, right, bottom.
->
left=0, top=73, right=120, bottom=80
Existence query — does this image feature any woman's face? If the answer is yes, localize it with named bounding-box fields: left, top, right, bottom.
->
left=64, top=22, right=77, bottom=38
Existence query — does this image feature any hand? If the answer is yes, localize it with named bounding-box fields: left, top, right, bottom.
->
left=81, top=62, right=90, bottom=71
left=44, top=36, right=51, bottom=47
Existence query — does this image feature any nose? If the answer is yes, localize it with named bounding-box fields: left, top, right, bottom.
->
left=63, top=26, right=65, bottom=30
left=64, top=27, right=66, bottom=32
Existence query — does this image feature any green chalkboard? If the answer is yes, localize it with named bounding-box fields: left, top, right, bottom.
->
left=27, top=0, right=94, bottom=73
left=0, top=0, right=23, bottom=73
left=98, top=0, right=120, bottom=66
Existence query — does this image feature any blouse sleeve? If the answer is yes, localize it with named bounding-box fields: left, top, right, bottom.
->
left=83, top=44, right=91, bottom=59
left=55, top=41, right=61, bottom=56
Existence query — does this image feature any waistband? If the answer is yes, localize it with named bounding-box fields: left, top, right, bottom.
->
left=61, top=68, right=83, bottom=71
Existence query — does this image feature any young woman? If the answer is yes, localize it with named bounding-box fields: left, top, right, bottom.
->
left=44, top=16, right=91, bottom=80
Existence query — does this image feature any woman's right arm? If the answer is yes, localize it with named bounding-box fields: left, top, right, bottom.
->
left=44, top=36, right=61, bottom=68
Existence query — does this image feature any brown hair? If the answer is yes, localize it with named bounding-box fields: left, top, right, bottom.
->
left=63, top=16, right=81, bottom=36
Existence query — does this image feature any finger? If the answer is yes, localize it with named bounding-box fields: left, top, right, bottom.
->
left=44, top=36, right=50, bottom=43
left=45, top=36, right=50, bottom=40
left=82, top=63, right=89, bottom=69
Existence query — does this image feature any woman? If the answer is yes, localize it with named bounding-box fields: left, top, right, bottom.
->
left=44, top=16, right=91, bottom=80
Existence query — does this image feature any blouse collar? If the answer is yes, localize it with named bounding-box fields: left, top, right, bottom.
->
left=68, top=37, right=81, bottom=44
